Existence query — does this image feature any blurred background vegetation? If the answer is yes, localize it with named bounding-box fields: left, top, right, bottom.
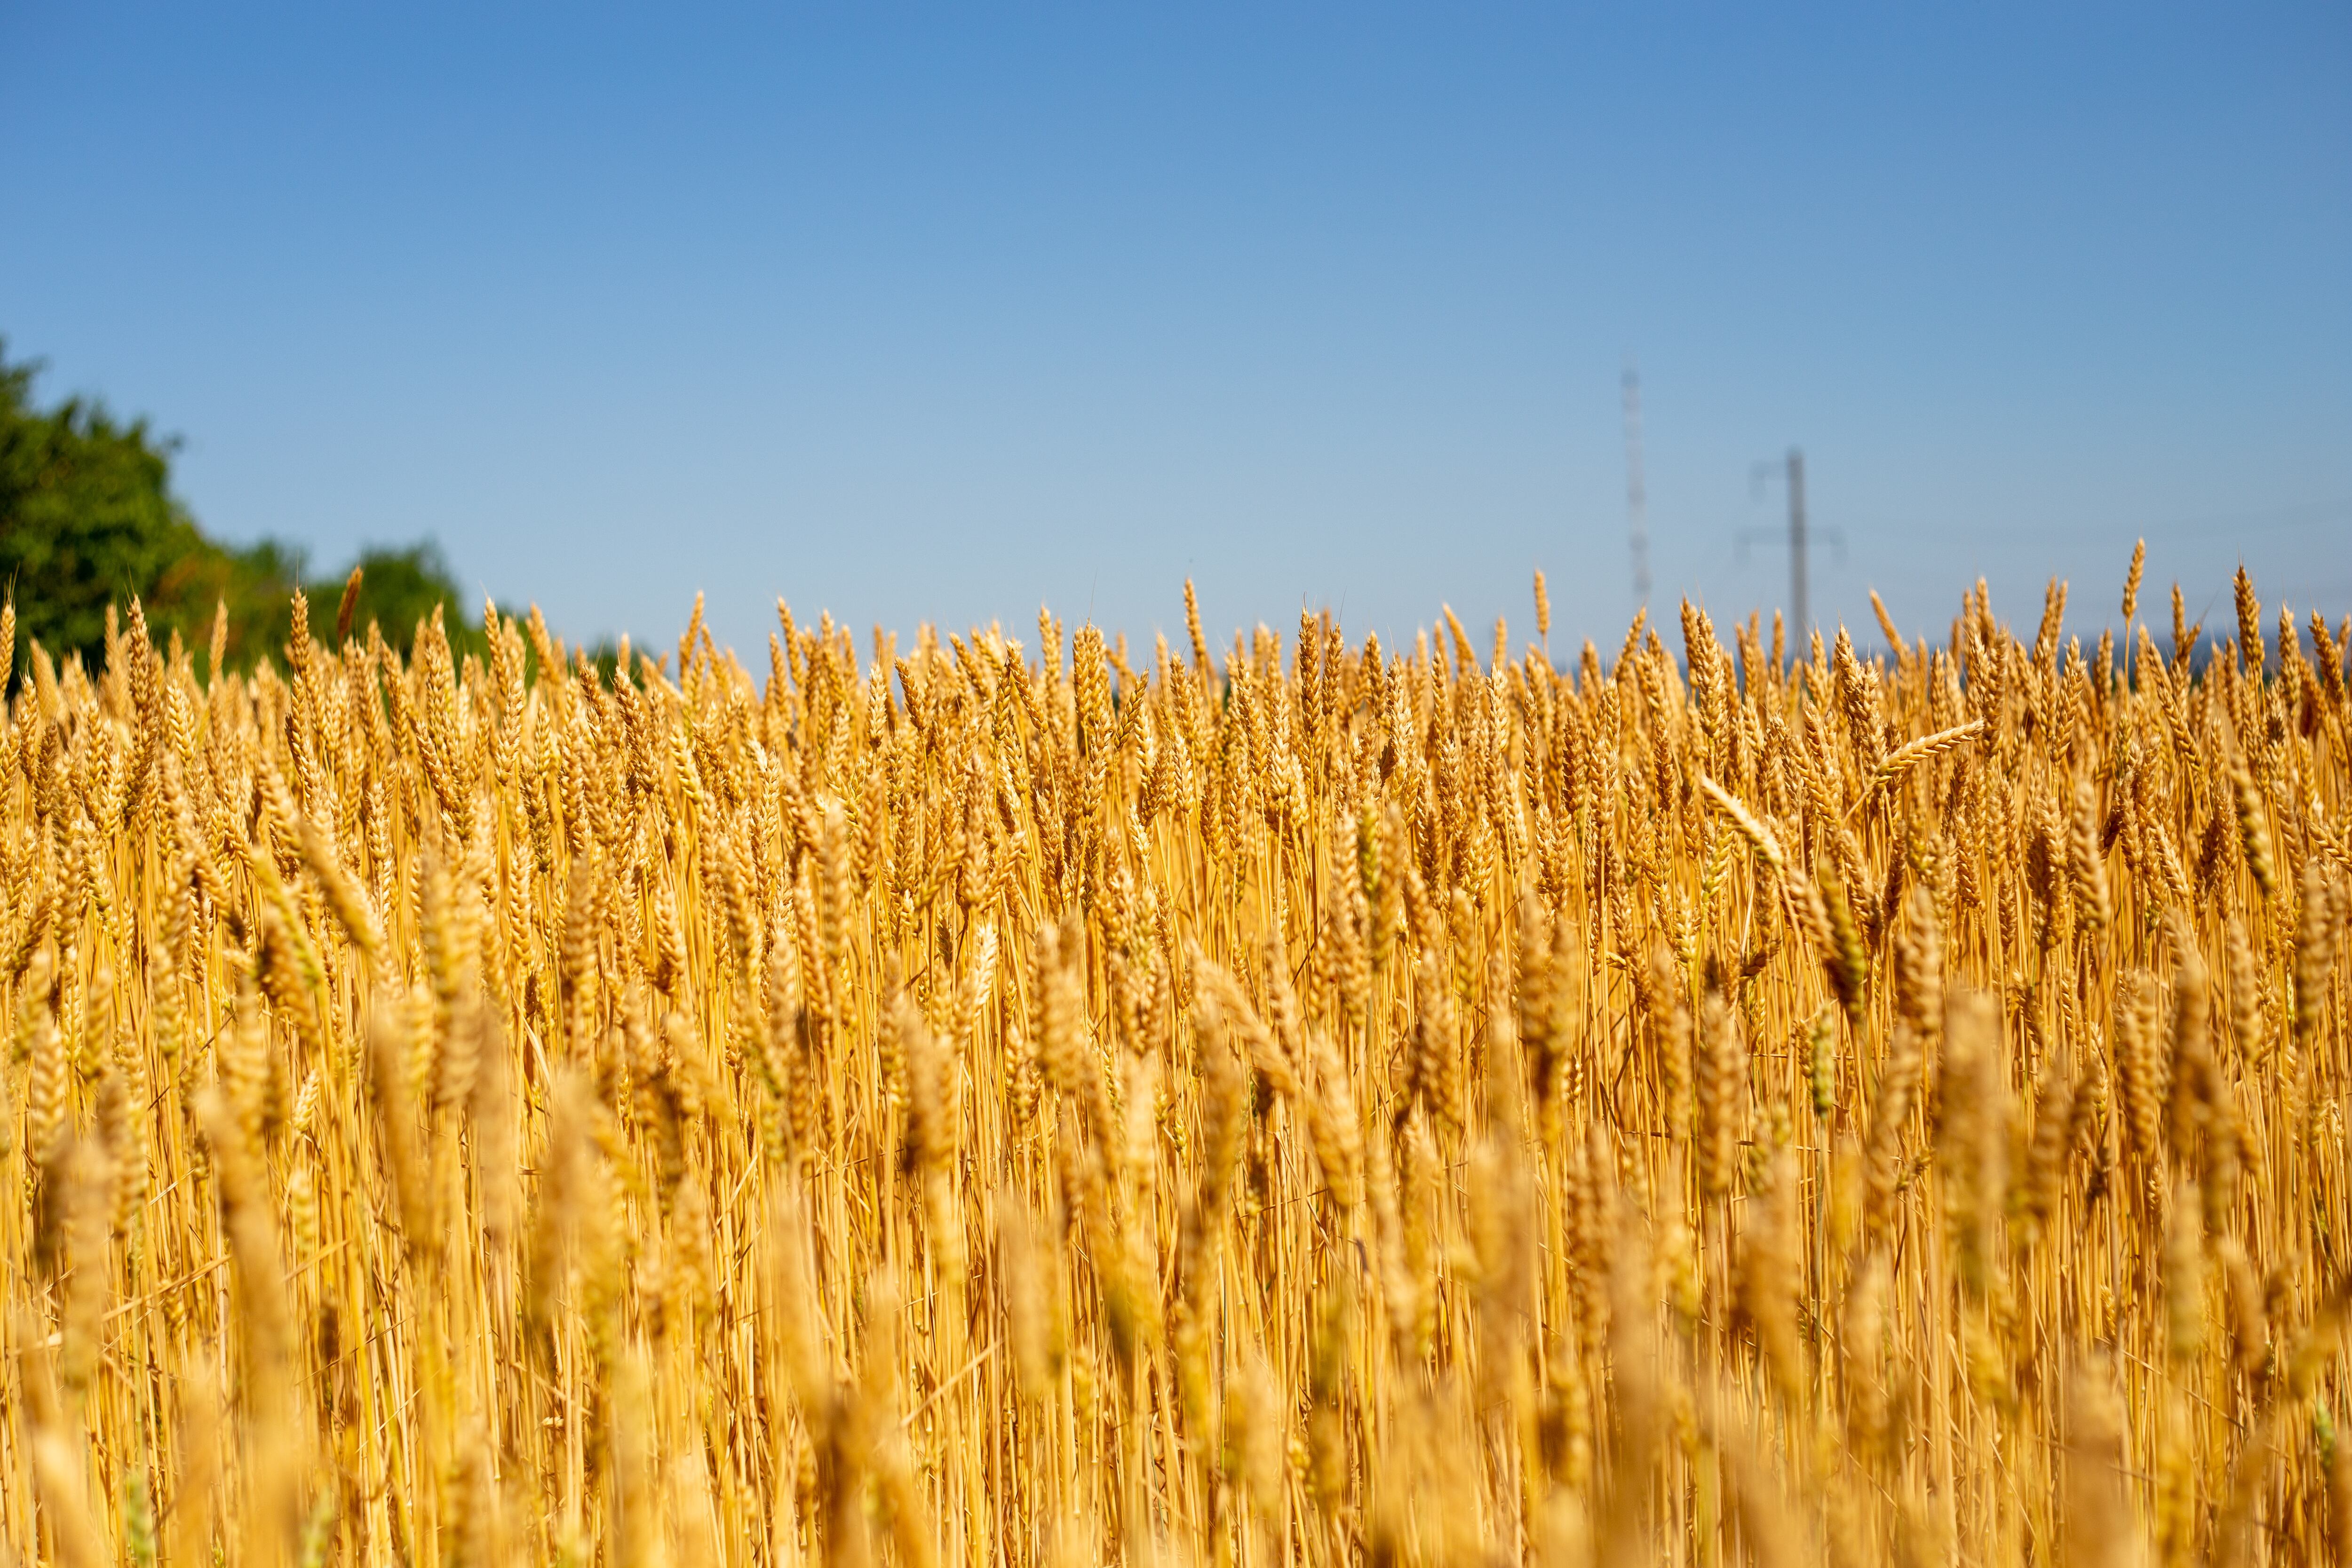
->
left=1, top=336, right=495, bottom=682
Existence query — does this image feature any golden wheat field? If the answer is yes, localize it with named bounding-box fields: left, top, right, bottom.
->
left=0, top=554, right=2348, bottom=1568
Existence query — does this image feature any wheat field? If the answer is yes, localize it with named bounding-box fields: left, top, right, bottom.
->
left=0, top=557, right=2347, bottom=1567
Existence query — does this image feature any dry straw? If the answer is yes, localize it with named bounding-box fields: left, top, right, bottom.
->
left=0, top=556, right=2347, bottom=1566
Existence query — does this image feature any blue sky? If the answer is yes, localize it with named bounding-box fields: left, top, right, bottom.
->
left=4, top=3, right=2347, bottom=659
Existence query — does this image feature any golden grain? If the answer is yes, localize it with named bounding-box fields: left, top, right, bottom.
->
left=0, top=570, right=2345, bottom=1565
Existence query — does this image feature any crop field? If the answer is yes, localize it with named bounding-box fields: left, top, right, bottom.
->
left=0, top=559, right=2348, bottom=1566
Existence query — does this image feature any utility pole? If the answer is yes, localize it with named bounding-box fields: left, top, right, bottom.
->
left=1624, top=365, right=1649, bottom=604
left=1746, top=446, right=1835, bottom=634
left=1785, top=447, right=1807, bottom=637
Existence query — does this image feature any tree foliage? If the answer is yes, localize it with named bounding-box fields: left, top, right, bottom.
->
left=0, top=338, right=485, bottom=679
left=0, top=342, right=213, bottom=665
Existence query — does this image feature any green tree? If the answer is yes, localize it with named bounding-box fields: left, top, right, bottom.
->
left=320, top=541, right=492, bottom=662
left=0, top=339, right=215, bottom=669
left=1, top=338, right=491, bottom=677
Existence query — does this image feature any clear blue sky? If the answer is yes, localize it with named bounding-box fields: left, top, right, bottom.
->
left=5, top=3, right=2347, bottom=659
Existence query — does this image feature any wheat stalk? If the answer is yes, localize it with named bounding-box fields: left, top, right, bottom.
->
left=0, top=570, right=2343, bottom=1568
